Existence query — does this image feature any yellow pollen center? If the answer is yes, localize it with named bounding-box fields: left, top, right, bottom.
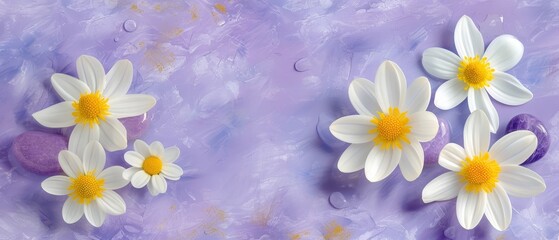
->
left=143, top=156, right=163, bottom=175
left=457, top=55, right=495, bottom=90
left=72, top=91, right=110, bottom=127
left=458, top=152, right=501, bottom=193
left=68, top=172, right=104, bottom=204
left=369, top=107, right=411, bottom=150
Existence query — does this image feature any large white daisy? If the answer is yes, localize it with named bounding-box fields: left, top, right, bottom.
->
left=41, top=141, right=129, bottom=227
left=123, top=140, right=183, bottom=196
left=422, top=110, right=546, bottom=231
left=329, top=61, right=439, bottom=182
left=32, top=55, right=156, bottom=156
left=422, top=15, right=532, bottom=133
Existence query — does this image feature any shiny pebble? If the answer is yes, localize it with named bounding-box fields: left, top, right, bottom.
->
left=329, top=192, right=349, bottom=209
left=421, top=117, right=450, bottom=165
left=506, top=114, right=550, bottom=165
left=10, top=131, right=66, bottom=175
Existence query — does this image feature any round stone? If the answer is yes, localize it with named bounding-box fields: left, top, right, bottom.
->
left=121, top=113, right=150, bottom=140
left=506, top=114, right=550, bottom=165
left=329, top=192, right=348, bottom=209
left=10, top=131, right=67, bottom=175
left=421, top=117, right=451, bottom=165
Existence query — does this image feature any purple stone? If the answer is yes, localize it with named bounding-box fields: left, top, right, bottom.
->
left=120, top=113, right=150, bottom=140
left=421, top=117, right=450, bottom=165
left=9, top=131, right=67, bottom=175
left=506, top=114, right=550, bottom=165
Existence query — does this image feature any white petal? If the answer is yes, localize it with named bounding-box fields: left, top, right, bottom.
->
left=77, top=55, right=105, bottom=92
left=98, top=117, right=127, bottom=152
left=329, top=115, right=374, bottom=144
left=434, top=78, right=468, bottom=110
left=422, top=48, right=462, bottom=79
left=108, top=94, right=156, bottom=119
left=463, top=110, right=491, bottom=157
left=485, top=184, right=512, bottom=231
left=161, top=163, right=183, bottom=181
left=454, top=15, right=484, bottom=58
left=69, top=124, right=100, bottom=157
left=409, top=111, right=439, bottom=142
left=486, top=72, right=533, bottom=106
left=422, top=172, right=461, bottom=203
left=103, top=59, right=133, bottom=98
left=348, top=77, right=381, bottom=116
left=489, top=130, right=537, bottom=165
left=131, top=171, right=150, bottom=188
left=456, top=187, right=487, bottom=230
left=98, top=166, right=128, bottom=190
left=82, top=141, right=105, bottom=175
left=163, top=147, right=180, bottom=163
left=134, top=139, right=151, bottom=157
left=97, top=190, right=126, bottom=215
left=149, top=141, right=165, bottom=157
left=151, top=175, right=168, bottom=195
left=41, top=176, right=71, bottom=195
left=499, top=165, right=546, bottom=198
left=123, top=167, right=141, bottom=181
left=84, top=201, right=106, bottom=227
left=404, top=77, right=431, bottom=113
left=124, top=151, right=144, bottom=168
left=364, top=146, right=401, bottom=182
left=147, top=181, right=159, bottom=196
left=439, top=143, right=467, bottom=172
left=51, top=73, right=90, bottom=101
left=468, top=88, right=499, bottom=133
left=399, top=139, right=424, bottom=181
left=375, top=60, right=407, bottom=112
left=32, top=102, right=75, bottom=128
left=337, top=143, right=372, bottom=173
left=62, top=197, right=84, bottom=224
left=483, top=34, right=524, bottom=72
left=58, top=150, right=84, bottom=178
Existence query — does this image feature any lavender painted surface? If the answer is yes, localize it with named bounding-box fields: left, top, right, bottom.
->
left=421, top=117, right=450, bottom=165
left=506, top=114, right=550, bottom=165
left=0, top=0, right=558, bottom=239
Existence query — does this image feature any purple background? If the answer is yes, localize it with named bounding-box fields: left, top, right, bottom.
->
left=1, top=0, right=558, bottom=239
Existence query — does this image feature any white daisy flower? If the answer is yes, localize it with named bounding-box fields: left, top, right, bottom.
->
left=329, top=61, right=439, bottom=182
left=422, top=15, right=533, bottom=133
left=32, top=55, right=156, bottom=156
left=123, top=140, right=183, bottom=196
left=422, top=110, right=546, bottom=231
left=41, top=141, right=129, bottom=227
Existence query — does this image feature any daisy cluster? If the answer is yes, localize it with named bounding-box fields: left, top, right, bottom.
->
left=35, top=56, right=184, bottom=227
left=330, top=15, right=546, bottom=231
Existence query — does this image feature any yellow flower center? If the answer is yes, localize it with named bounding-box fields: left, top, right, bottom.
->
left=369, top=107, right=411, bottom=150
left=68, top=172, right=105, bottom=205
left=458, top=152, right=501, bottom=193
left=143, top=156, right=163, bottom=175
left=457, top=55, right=495, bottom=90
left=72, top=91, right=110, bottom=127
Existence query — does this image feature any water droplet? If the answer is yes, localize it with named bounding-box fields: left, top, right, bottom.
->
left=123, top=19, right=137, bottom=32
left=444, top=226, right=456, bottom=239
left=294, top=58, right=311, bottom=72
left=329, top=192, right=348, bottom=209
left=113, top=37, right=119, bottom=42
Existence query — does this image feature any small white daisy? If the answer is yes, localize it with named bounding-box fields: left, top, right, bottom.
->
left=32, top=55, right=156, bottom=156
left=41, top=141, right=129, bottom=227
left=422, top=110, right=546, bottom=231
left=422, top=15, right=532, bottom=133
left=329, top=60, right=439, bottom=182
left=123, top=140, right=183, bottom=196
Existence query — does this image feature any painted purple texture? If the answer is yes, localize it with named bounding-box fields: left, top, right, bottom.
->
left=121, top=113, right=150, bottom=140
left=506, top=114, right=550, bottom=165
left=0, top=0, right=558, bottom=239
left=9, top=131, right=66, bottom=175
left=421, top=117, right=451, bottom=165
